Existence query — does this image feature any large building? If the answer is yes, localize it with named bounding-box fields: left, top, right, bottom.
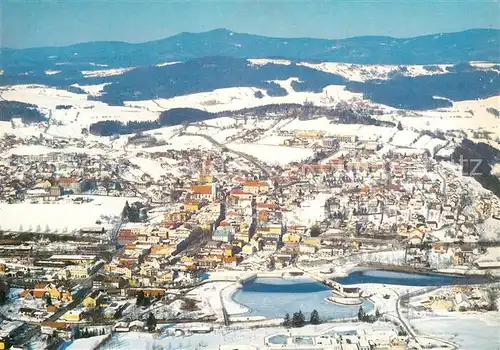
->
left=191, top=184, right=217, bottom=201
left=243, top=181, right=269, bottom=195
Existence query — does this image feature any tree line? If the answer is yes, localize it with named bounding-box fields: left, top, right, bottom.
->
left=283, top=309, right=321, bottom=328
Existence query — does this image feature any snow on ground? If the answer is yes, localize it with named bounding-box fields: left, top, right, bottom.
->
left=156, top=61, right=182, bottom=67
left=101, top=322, right=396, bottom=350
left=71, top=83, right=111, bottom=96
left=281, top=117, right=337, bottom=132
left=66, top=335, right=109, bottom=350
left=406, top=135, right=448, bottom=156
left=44, top=70, right=61, bottom=75
left=1, top=145, right=106, bottom=158
left=410, top=312, right=500, bottom=350
left=124, top=84, right=363, bottom=114
left=492, top=163, right=500, bottom=177
left=411, top=135, right=433, bottom=149
left=0, top=121, right=13, bottom=136
left=423, top=138, right=448, bottom=156
left=377, top=96, right=500, bottom=139
left=0, top=195, right=137, bottom=233
left=248, top=58, right=293, bottom=66
left=470, top=61, right=500, bottom=72
left=476, top=218, right=500, bottom=242
left=1, top=85, right=160, bottom=130
left=356, top=125, right=397, bottom=142
left=390, top=130, right=420, bottom=147
left=187, top=282, right=242, bottom=321
left=227, top=143, right=314, bottom=166
left=250, top=60, right=452, bottom=82
left=255, top=135, right=290, bottom=145
left=81, top=67, right=134, bottom=78
left=153, top=282, right=248, bottom=322
left=166, top=135, right=215, bottom=150
left=202, top=116, right=239, bottom=128
left=128, top=157, right=167, bottom=181
left=283, top=193, right=330, bottom=226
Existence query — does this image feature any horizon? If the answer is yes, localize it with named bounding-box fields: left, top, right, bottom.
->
left=3, top=0, right=500, bottom=49
left=2, top=27, right=499, bottom=50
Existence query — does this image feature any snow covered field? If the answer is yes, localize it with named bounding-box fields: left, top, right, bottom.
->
left=125, top=83, right=364, bottom=114
left=283, top=193, right=330, bottom=226
left=0, top=195, right=136, bottom=233
left=248, top=59, right=453, bottom=82
left=227, top=143, right=314, bottom=166
left=128, top=157, right=167, bottom=181
left=410, top=312, right=500, bottom=350
left=100, top=322, right=396, bottom=350
left=1, top=144, right=107, bottom=158
left=378, top=96, right=500, bottom=139
left=66, top=335, right=110, bottom=350
left=1, top=85, right=160, bottom=131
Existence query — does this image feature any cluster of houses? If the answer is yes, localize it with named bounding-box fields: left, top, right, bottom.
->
left=416, top=286, right=495, bottom=312
left=0, top=135, right=129, bottom=203
left=263, top=327, right=409, bottom=350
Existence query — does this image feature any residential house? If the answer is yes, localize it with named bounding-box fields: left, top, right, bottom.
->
left=183, top=199, right=201, bottom=213
left=57, top=177, right=83, bottom=193
left=212, top=225, right=235, bottom=243
left=83, top=290, right=104, bottom=310
left=62, top=310, right=83, bottom=322
left=243, top=181, right=269, bottom=195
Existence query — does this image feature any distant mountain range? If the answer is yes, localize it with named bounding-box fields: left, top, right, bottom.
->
left=0, top=29, right=498, bottom=112
left=1, top=28, right=499, bottom=72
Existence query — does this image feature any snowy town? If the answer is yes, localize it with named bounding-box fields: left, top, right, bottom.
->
left=0, top=80, right=499, bottom=350
left=0, top=3, right=500, bottom=344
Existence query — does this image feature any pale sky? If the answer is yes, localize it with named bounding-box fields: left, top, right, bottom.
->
left=2, top=0, right=499, bottom=48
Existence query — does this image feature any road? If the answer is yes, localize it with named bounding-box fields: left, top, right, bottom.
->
left=393, top=286, right=459, bottom=349
left=181, top=132, right=272, bottom=177
left=436, top=163, right=447, bottom=204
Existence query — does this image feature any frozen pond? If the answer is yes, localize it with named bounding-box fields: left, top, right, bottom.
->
left=231, top=277, right=373, bottom=320
left=335, top=269, right=492, bottom=286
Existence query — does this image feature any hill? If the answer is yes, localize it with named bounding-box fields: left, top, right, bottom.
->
left=1, top=28, right=498, bottom=74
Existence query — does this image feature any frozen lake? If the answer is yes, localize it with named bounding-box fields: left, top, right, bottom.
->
left=335, top=269, right=491, bottom=286
left=231, top=277, right=373, bottom=320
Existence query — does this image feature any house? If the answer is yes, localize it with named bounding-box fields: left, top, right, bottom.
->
left=243, top=181, right=269, bottom=195
left=191, top=184, right=216, bottom=201
left=62, top=310, right=83, bottom=322
left=118, top=229, right=137, bottom=244
left=241, top=244, right=257, bottom=255
left=184, top=200, right=201, bottom=213
left=129, top=320, right=145, bottom=331
left=303, top=237, right=322, bottom=247
left=282, top=233, right=301, bottom=243
left=151, top=245, right=176, bottom=256
left=164, top=210, right=190, bottom=223
left=57, top=177, right=83, bottom=193
left=299, top=244, right=317, bottom=254
left=57, top=265, right=91, bottom=280
left=20, top=284, right=72, bottom=302
left=46, top=305, right=58, bottom=313
left=228, top=189, right=253, bottom=201
left=83, top=290, right=104, bottom=309
left=223, top=244, right=236, bottom=257
left=333, top=134, right=357, bottom=143
left=296, top=131, right=324, bottom=139
left=323, top=138, right=338, bottom=148
left=212, top=225, right=235, bottom=243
